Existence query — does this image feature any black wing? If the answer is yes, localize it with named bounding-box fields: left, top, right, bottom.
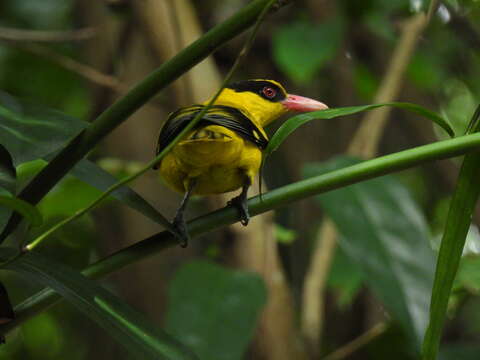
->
left=154, top=105, right=268, bottom=167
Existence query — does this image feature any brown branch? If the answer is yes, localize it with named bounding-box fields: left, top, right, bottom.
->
left=301, top=219, right=337, bottom=353
left=348, top=13, right=428, bottom=157
left=166, top=0, right=195, bottom=105
left=0, top=26, right=96, bottom=42
left=322, top=322, right=388, bottom=360
left=3, top=41, right=128, bottom=93
left=133, top=0, right=221, bottom=106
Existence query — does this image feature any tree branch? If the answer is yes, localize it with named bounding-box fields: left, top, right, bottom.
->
left=0, top=26, right=96, bottom=42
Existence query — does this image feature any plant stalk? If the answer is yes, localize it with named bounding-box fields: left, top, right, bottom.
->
left=2, top=132, right=480, bottom=334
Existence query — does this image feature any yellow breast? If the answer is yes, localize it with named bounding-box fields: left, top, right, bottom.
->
left=159, top=125, right=262, bottom=195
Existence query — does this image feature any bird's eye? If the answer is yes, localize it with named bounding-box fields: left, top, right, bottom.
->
left=262, top=86, right=276, bottom=99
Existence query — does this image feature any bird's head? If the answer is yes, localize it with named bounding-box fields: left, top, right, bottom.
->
left=205, top=79, right=328, bottom=127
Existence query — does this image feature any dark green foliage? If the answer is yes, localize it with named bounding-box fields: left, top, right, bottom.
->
left=0, top=91, right=87, bottom=167
left=304, top=157, right=435, bottom=350
left=0, top=248, right=198, bottom=360
left=273, top=17, right=344, bottom=83
left=165, top=261, right=266, bottom=360
left=0, top=91, right=171, bottom=234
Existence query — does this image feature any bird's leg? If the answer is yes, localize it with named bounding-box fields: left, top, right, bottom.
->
left=173, top=178, right=197, bottom=248
left=228, top=175, right=251, bottom=226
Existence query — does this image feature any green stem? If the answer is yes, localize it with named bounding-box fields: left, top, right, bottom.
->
left=422, top=106, right=480, bottom=360
left=0, top=0, right=288, bottom=243
left=3, top=132, right=480, bottom=334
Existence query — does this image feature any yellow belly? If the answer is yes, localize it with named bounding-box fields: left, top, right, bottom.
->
left=158, top=125, right=262, bottom=195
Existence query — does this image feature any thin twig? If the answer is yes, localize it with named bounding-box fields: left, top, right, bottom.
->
left=322, top=323, right=388, bottom=360
left=2, top=41, right=169, bottom=112
left=167, top=0, right=195, bottom=105
left=3, top=41, right=128, bottom=93
left=301, top=219, right=337, bottom=352
left=0, top=26, right=96, bottom=42
left=426, top=0, right=440, bottom=24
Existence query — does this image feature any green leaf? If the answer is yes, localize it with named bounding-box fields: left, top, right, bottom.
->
left=69, top=159, right=172, bottom=229
left=0, top=86, right=169, bottom=228
left=0, top=248, right=198, bottom=360
left=0, top=145, right=15, bottom=195
left=165, top=261, right=267, bottom=360
left=18, top=155, right=171, bottom=229
left=265, top=102, right=455, bottom=157
left=272, top=17, right=343, bottom=83
left=440, top=79, right=477, bottom=137
left=0, top=90, right=87, bottom=166
left=422, top=105, right=480, bottom=360
left=304, top=157, right=435, bottom=350
left=0, top=195, right=42, bottom=227
left=453, top=255, right=480, bottom=295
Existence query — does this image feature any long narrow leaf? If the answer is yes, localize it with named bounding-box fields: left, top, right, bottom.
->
left=265, top=102, right=454, bottom=157
left=422, top=105, right=480, bottom=360
left=21, top=157, right=171, bottom=230
left=70, top=159, right=171, bottom=228
left=0, top=91, right=88, bottom=166
left=0, top=248, right=197, bottom=360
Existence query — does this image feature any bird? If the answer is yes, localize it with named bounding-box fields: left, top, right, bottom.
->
left=154, top=79, right=328, bottom=246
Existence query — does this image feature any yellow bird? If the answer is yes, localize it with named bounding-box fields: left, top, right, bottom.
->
left=154, top=79, right=328, bottom=246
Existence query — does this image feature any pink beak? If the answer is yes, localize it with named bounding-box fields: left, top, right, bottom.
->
left=281, top=94, right=328, bottom=112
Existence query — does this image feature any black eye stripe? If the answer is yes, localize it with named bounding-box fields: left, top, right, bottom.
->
left=227, top=80, right=287, bottom=102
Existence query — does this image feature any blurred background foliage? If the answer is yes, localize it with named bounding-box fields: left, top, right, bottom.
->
left=0, top=0, right=480, bottom=359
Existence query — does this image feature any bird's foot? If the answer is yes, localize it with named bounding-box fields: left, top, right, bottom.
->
left=228, top=195, right=250, bottom=226
left=172, top=213, right=190, bottom=248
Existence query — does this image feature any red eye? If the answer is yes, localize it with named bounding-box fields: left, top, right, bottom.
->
left=262, top=86, right=276, bottom=99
